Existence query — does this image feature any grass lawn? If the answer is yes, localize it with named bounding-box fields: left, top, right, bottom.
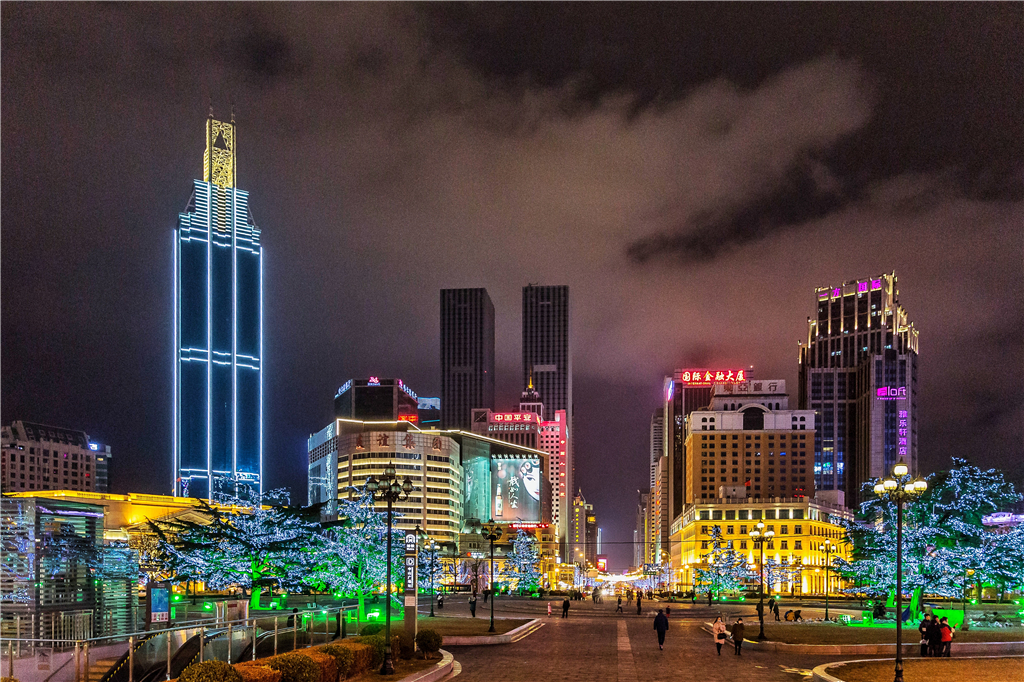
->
left=346, top=656, right=439, bottom=682
left=762, top=623, right=1024, bottom=645
left=831, top=657, right=1024, bottom=682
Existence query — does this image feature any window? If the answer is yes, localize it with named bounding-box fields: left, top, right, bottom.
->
left=740, top=525, right=747, bottom=535
left=740, top=541, right=747, bottom=550
left=701, top=525, right=708, bottom=535
left=779, top=509, right=790, bottom=519
left=739, top=510, right=749, bottom=520
left=794, top=525, right=803, bottom=534
left=725, top=510, right=736, bottom=520
left=712, top=510, right=723, bottom=520
left=765, top=510, right=776, bottom=519
left=701, top=541, right=708, bottom=550
left=727, top=526, right=734, bottom=535
left=780, top=525, right=788, bottom=534
left=781, top=541, right=788, bottom=550
left=794, top=541, right=802, bottom=550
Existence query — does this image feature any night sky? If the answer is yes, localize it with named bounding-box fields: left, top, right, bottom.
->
left=3, top=4, right=1022, bottom=570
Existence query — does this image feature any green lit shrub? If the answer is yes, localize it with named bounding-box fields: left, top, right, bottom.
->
left=359, top=623, right=383, bottom=636
left=179, top=660, right=242, bottom=682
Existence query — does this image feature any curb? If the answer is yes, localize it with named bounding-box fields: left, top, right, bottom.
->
left=811, top=654, right=1024, bottom=682
left=442, top=619, right=544, bottom=646
left=399, top=649, right=455, bottom=682
left=700, top=623, right=1024, bottom=656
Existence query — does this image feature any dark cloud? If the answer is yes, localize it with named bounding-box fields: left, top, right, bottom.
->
left=2, top=3, right=1022, bottom=571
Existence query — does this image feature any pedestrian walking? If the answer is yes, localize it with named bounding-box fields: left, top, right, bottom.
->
left=768, top=597, right=775, bottom=614
left=469, top=594, right=477, bottom=618
left=712, top=616, right=727, bottom=656
left=562, top=597, right=570, bottom=619
left=665, top=606, right=671, bottom=618
left=653, top=609, right=669, bottom=650
left=918, top=615, right=931, bottom=656
left=483, top=588, right=489, bottom=604
left=637, top=595, right=643, bottom=616
left=939, top=617, right=953, bottom=657
left=773, top=602, right=780, bottom=621
left=626, top=589, right=633, bottom=605
left=731, top=618, right=746, bottom=655
left=437, top=594, right=444, bottom=609
left=616, top=596, right=624, bottom=613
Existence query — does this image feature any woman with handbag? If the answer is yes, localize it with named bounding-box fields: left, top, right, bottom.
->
left=712, top=616, right=728, bottom=655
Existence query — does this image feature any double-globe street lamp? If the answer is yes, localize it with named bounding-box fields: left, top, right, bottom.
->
left=480, top=520, right=504, bottom=633
left=366, top=463, right=413, bottom=676
left=748, top=521, right=775, bottom=641
left=425, top=536, right=439, bottom=618
left=819, top=541, right=838, bottom=621
left=873, top=458, right=927, bottom=682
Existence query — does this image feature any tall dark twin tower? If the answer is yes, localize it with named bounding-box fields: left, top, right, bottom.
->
left=439, top=286, right=571, bottom=431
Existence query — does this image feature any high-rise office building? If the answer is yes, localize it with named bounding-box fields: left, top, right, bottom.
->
left=650, top=408, right=664, bottom=489
left=174, top=113, right=262, bottom=499
left=798, top=273, right=918, bottom=506
left=334, top=377, right=420, bottom=422
left=1, top=421, right=109, bottom=493
left=522, top=285, right=571, bottom=421
left=440, top=288, right=495, bottom=430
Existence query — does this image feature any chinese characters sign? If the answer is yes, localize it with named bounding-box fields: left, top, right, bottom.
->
left=490, top=412, right=537, bottom=423
left=679, top=369, right=746, bottom=386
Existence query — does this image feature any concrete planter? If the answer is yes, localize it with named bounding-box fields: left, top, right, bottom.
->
left=812, top=654, right=1024, bottom=682
left=397, top=649, right=454, bottom=682
left=442, top=619, right=544, bottom=646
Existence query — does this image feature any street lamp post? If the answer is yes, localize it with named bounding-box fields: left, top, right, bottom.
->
left=427, top=539, right=438, bottom=617
left=748, top=521, right=774, bottom=641
left=365, top=463, right=413, bottom=676
left=480, top=521, right=504, bottom=633
left=872, top=458, right=927, bottom=682
left=819, top=542, right=838, bottom=621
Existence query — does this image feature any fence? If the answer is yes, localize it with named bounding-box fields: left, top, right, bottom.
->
left=1, top=605, right=358, bottom=682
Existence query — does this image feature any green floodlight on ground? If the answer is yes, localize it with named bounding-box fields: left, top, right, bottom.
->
left=971, top=599, right=978, bottom=604
left=367, top=609, right=381, bottom=620
left=204, top=601, right=214, bottom=610
left=173, top=594, right=183, bottom=602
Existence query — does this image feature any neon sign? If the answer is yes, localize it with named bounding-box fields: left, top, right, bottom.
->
left=679, top=369, right=746, bottom=386
left=491, top=412, right=536, bottom=423
left=596, top=557, right=608, bottom=572
left=876, top=387, right=907, bottom=400
left=398, top=415, right=419, bottom=423
left=367, top=376, right=380, bottom=386
left=510, top=522, right=549, bottom=529
left=397, top=379, right=418, bottom=400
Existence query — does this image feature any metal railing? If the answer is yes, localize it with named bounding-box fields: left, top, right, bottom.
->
left=2, top=605, right=358, bottom=682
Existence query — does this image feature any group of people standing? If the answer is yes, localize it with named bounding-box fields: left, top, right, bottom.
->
left=918, top=614, right=955, bottom=657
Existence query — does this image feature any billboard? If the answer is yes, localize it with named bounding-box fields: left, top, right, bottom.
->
left=462, top=439, right=492, bottom=522
left=491, top=457, right=542, bottom=522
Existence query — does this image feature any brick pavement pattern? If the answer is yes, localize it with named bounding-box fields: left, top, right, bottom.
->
left=446, top=611, right=856, bottom=682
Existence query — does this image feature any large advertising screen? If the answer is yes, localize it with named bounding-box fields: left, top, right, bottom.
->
left=491, top=457, right=542, bottom=522
left=462, top=439, right=492, bottom=523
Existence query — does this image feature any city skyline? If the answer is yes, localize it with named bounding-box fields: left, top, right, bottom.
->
left=2, top=4, right=1021, bottom=570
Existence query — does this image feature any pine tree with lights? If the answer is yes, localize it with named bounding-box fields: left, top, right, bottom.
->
left=418, top=546, right=445, bottom=594
left=302, top=488, right=405, bottom=621
left=837, top=458, right=1021, bottom=612
left=501, top=530, right=540, bottom=594
left=695, top=525, right=754, bottom=603
left=763, top=557, right=802, bottom=594
left=148, top=488, right=323, bottom=609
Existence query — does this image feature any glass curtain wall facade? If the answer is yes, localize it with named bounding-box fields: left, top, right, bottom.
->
left=174, top=115, right=262, bottom=499
left=440, top=288, right=495, bottom=430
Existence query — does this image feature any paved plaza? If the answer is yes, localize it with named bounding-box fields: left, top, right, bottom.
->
left=434, top=597, right=859, bottom=681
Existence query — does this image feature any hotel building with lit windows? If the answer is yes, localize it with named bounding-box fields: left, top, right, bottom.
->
left=1, top=421, right=110, bottom=493
left=670, top=496, right=852, bottom=596
left=174, top=113, right=262, bottom=499
left=798, top=272, right=918, bottom=507
left=684, top=380, right=815, bottom=503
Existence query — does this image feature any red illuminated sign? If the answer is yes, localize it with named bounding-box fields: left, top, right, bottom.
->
left=679, top=369, right=746, bottom=386
left=596, top=557, right=608, bottom=572
left=398, top=414, right=419, bottom=422
left=490, top=412, right=536, bottom=423
left=509, top=522, right=549, bottom=530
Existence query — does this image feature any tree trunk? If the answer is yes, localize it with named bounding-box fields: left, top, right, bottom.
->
left=249, top=587, right=262, bottom=610
left=357, top=592, right=366, bottom=624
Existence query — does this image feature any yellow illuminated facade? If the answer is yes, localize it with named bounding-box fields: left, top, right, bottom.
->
left=203, top=115, right=236, bottom=189
left=669, top=497, right=852, bottom=596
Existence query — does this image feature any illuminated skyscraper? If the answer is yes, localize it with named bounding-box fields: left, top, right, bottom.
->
left=174, top=113, right=262, bottom=499
left=798, top=272, right=918, bottom=507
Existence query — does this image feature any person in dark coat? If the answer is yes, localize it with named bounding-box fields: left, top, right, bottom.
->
left=469, top=594, right=477, bottom=618
left=773, top=602, right=781, bottom=621
left=636, top=594, right=643, bottom=615
left=653, top=609, right=669, bottom=650
left=918, top=615, right=932, bottom=656
left=731, top=618, right=746, bottom=655
left=926, top=616, right=943, bottom=656
left=768, top=597, right=776, bottom=614
left=616, top=596, right=624, bottom=613
left=562, top=597, right=570, bottom=619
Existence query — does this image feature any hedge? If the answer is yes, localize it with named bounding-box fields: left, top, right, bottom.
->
left=263, top=654, right=319, bottom=682
left=293, top=649, right=335, bottom=682
left=314, top=645, right=354, bottom=679
left=356, top=635, right=386, bottom=668
left=234, top=663, right=282, bottom=682
left=415, top=629, right=443, bottom=657
left=336, top=642, right=374, bottom=676
left=180, top=661, right=242, bottom=682
left=359, top=623, right=383, bottom=636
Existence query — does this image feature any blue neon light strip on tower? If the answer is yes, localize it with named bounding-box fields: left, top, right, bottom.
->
left=174, top=115, right=262, bottom=500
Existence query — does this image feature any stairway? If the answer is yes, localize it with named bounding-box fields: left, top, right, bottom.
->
left=88, top=658, right=120, bottom=682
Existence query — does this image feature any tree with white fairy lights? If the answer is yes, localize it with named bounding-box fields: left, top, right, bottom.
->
left=303, top=488, right=405, bottom=622
left=148, top=489, right=322, bottom=609
left=695, top=525, right=754, bottom=603
left=836, top=458, right=1022, bottom=614
left=500, top=530, right=540, bottom=594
